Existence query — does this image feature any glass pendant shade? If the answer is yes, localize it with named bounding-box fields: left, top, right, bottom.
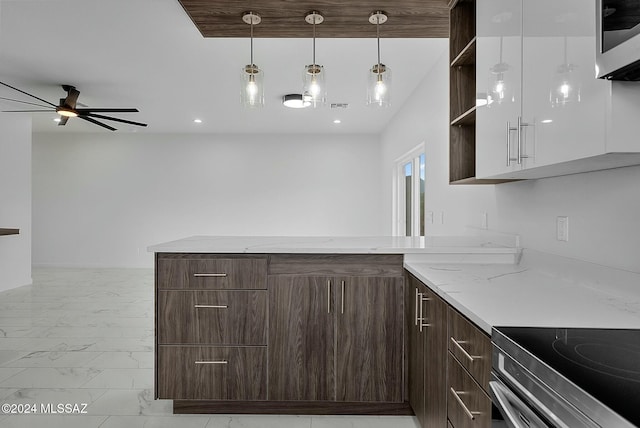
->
left=489, top=63, right=509, bottom=104
left=550, top=63, right=580, bottom=106
left=241, top=64, right=264, bottom=108
left=240, top=12, right=264, bottom=108
left=302, top=64, right=326, bottom=107
left=367, top=63, right=391, bottom=106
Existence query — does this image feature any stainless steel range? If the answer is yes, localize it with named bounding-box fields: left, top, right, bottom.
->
left=491, top=327, right=640, bottom=427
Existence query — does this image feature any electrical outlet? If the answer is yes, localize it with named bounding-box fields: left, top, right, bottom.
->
left=556, top=216, right=569, bottom=241
left=481, top=212, right=488, bottom=229
left=426, top=211, right=434, bottom=224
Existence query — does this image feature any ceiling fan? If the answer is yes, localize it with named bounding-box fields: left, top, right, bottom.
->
left=0, top=81, right=147, bottom=131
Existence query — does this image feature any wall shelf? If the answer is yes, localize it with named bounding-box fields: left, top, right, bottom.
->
left=0, top=228, right=19, bottom=236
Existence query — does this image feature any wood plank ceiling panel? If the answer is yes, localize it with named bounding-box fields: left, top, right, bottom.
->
left=177, top=0, right=449, bottom=38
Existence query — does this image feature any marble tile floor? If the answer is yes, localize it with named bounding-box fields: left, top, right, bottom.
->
left=0, top=267, right=420, bottom=428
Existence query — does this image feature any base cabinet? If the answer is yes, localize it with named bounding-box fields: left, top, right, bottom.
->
left=155, top=253, right=407, bottom=414
left=407, top=272, right=492, bottom=428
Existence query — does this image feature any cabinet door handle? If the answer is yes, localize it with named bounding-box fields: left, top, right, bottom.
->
left=415, top=288, right=419, bottom=326
left=450, top=337, right=479, bottom=362
left=194, top=305, right=228, bottom=309
left=506, top=121, right=518, bottom=166
left=193, top=273, right=227, bottom=278
left=517, top=116, right=531, bottom=164
left=420, top=294, right=432, bottom=331
left=195, top=360, right=228, bottom=365
left=341, top=280, right=345, bottom=314
left=327, top=280, right=331, bottom=314
left=450, top=387, right=481, bottom=420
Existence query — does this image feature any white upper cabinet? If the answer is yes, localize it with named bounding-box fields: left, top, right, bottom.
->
left=476, top=0, right=640, bottom=180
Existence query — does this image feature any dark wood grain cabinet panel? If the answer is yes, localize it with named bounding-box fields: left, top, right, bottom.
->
left=448, top=307, right=491, bottom=392
left=157, top=255, right=267, bottom=290
left=268, top=276, right=335, bottom=401
left=447, top=353, right=492, bottom=428
left=336, top=276, right=404, bottom=403
left=158, top=290, right=267, bottom=345
left=407, top=274, right=447, bottom=428
left=157, top=346, right=267, bottom=400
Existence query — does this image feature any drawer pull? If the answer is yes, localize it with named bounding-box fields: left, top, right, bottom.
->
left=341, top=280, right=345, bottom=314
left=450, top=387, right=481, bottom=420
left=193, top=273, right=228, bottom=277
left=195, top=360, right=228, bottom=365
left=450, top=337, right=479, bottom=362
left=327, top=280, right=331, bottom=314
left=194, top=305, right=228, bottom=309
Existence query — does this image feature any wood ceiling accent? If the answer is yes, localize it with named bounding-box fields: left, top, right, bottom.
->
left=177, top=1, right=449, bottom=38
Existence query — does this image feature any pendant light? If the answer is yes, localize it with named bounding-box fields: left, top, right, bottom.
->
left=489, top=36, right=509, bottom=104
left=302, top=11, right=326, bottom=107
left=550, top=36, right=580, bottom=107
left=367, top=11, right=391, bottom=107
left=241, top=12, right=264, bottom=108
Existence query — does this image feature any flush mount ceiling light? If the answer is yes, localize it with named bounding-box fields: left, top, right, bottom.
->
left=282, top=94, right=311, bottom=109
left=367, top=11, right=391, bottom=107
left=302, top=11, right=326, bottom=108
left=241, top=11, right=264, bottom=108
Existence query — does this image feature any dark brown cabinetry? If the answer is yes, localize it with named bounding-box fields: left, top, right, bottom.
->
left=155, top=252, right=408, bottom=414
left=268, top=255, right=405, bottom=404
left=407, top=274, right=447, bottom=428
left=407, top=272, right=492, bottom=428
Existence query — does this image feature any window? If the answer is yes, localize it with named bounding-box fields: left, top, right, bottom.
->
left=394, top=145, right=425, bottom=236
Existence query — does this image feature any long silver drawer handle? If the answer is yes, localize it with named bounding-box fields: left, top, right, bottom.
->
left=193, top=273, right=227, bottom=277
left=450, top=337, right=479, bottom=362
left=327, top=280, right=331, bottom=314
left=194, top=305, right=228, bottom=309
left=195, top=360, right=228, bottom=365
left=450, top=387, right=481, bottom=420
left=341, top=281, right=345, bottom=314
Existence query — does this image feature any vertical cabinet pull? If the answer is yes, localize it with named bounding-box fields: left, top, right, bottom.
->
left=450, top=387, right=481, bottom=420
left=517, top=116, right=531, bottom=164
left=195, top=360, right=228, bottom=365
left=419, top=294, right=432, bottom=332
left=327, top=280, right=331, bottom=314
left=341, top=280, right=345, bottom=314
left=506, top=121, right=518, bottom=166
left=414, top=288, right=420, bottom=326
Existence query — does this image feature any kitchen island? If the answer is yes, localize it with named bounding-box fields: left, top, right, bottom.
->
left=148, top=235, right=519, bottom=416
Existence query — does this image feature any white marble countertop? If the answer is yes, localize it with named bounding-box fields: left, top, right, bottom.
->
left=405, top=250, right=640, bottom=334
left=147, top=235, right=520, bottom=259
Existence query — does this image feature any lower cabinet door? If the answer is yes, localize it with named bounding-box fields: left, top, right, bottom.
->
left=448, top=353, right=492, bottom=428
left=157, top=346, right=267, bottom=400
left=336, top=276, right=404, bottom=403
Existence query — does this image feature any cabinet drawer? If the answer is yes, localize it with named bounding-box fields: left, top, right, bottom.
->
left=447, top=353, right=491, bottom=428
left=157, top=255, right=267, bottom=290
left=158, top=290, right=267, bottom=345
left=157, top=346, right=267, bottom=400
left=448, top=307, right=491, bottom=391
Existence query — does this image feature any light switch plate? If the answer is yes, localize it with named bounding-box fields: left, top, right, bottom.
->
left=556, top=216, right=569, bottom=241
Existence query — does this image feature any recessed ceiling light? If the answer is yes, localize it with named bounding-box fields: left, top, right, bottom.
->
left=541, top=119, right=553, bottom=124
left=193, top=119, right=202, bottom=124
left=333, top=119, right=341, bottom=124
left=283, top=94, right=311, bottom=109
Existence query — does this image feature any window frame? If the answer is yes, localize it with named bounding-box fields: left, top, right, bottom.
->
left=393, top=143, right=425, bottom=237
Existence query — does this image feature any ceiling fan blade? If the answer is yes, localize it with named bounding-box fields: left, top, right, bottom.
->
left=76, top=108, right=139, bottom=113
left=0, top=96, right=52, bottom=109
left=84, top=113, right=147, bottom=127
left=0, top=81, right=57, bottom=107
left=58, top=116, right=69, bottom=126
left=62, top=86, right=80, bottom=109
left=78, top=115, right=116, bottom=131
left=2, top=109, right=53, bottom=112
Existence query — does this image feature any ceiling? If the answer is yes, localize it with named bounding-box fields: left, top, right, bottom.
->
left=0, top=0, right=448, bottom=134
left=178, top=0, right=449, bottom=38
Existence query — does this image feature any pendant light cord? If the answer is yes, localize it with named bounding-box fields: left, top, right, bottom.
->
left=250, top=20, right=254, bottom=65
left=377, top=18, right=381, bottom=73
left=312, top=18, right=316, bottom=66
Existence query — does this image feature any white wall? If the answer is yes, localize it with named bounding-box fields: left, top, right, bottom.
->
left=32, top=132, right=384, bottom=267
left=380, top=44, right=496, bottom=236
left=0, top=115, right=32, bottom=291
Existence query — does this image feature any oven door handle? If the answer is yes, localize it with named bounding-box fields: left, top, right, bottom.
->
left=490, top=380, right=550, bottom=428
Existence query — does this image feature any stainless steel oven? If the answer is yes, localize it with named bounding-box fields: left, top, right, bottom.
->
left=596, top=0, right=640, bottom=80
left=491, top=327, right=640, bottom=428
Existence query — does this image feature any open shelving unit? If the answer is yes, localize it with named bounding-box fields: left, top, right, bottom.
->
left=448, top=0, right=511, bottom=185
